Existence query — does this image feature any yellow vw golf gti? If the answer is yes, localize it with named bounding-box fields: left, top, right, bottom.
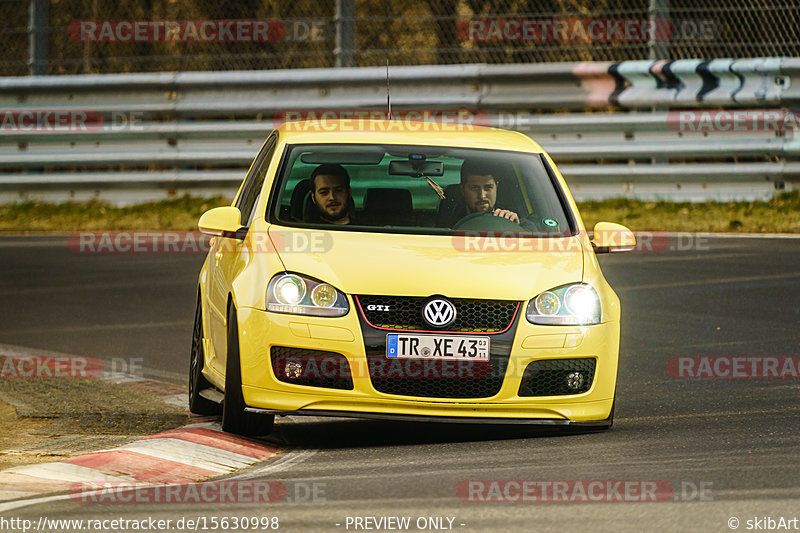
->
left=190, top=120, right=635, bottom=436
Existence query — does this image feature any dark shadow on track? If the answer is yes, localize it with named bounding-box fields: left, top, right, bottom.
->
left=259, top=416, right=609, bottom=449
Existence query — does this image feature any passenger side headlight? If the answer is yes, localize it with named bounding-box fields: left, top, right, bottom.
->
left=526, top=283, right=601, bottom=325
left=266, top=273, right=349, bottom=317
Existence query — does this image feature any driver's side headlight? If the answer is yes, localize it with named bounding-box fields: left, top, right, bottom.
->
left=266, top=273, right=349, bottom=317
left=526, top=283, right=601, bottom=325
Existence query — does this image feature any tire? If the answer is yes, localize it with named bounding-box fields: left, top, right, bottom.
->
left=189, top=297, right=222, bottom=415
left=221, top=303, right=275, bottom=436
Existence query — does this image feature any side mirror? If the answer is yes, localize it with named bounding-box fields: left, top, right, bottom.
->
left=198, top=206, right=244, bottom=237
left=591, top=222, right=636, bottom=253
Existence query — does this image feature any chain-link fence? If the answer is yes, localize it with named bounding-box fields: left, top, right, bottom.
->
left=2, top=0, right=799, bottom=76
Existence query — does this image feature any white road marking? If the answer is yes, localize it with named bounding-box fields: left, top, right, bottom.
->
left=619, top=271, right=800, bottom=291
left=2, top=463, right=136, bottom=483
left=680, top=232, right=800, bottom=239
left=613, top=252, right=760, bottom=264
left=183, top=421, right=223, bottom=430
left=160, top=393, right=188, bottom=409
left=225, top=449, right=317, bottom=480
left=0, top=492, right=76, bottom=513
left=105, top=438, right=262, bottom=473
left=0, top=279, right=187, bottom=297
left=0, top=320, right=189, bottom=335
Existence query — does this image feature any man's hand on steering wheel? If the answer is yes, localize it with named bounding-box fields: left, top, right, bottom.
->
left=452, top=211, right=524, bottom=230
left=492, top=208, right=519, bottom=223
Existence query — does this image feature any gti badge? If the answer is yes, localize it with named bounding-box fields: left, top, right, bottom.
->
left=366, top=304, right=390, bottom=311
left=422, top=298, right=457, bottom=328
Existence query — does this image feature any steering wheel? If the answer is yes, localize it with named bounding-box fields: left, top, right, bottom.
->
left=452, top=211, right=524, bottom=231
left=518, top=212, right=551, bottom=232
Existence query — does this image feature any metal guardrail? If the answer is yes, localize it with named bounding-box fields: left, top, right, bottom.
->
left=1, top=57, right=799, bottom=203
left=2, top=58, right=799, bottom=112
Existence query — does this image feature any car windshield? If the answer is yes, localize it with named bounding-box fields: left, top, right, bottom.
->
left=270, top=143, right=575, bottom=236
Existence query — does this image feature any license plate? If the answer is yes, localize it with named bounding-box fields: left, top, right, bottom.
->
left=386, top=334, right=490, bottom=361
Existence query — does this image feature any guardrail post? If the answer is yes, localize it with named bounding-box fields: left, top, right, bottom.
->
left=648, top=0, right=669, bottom=60
left=334, top=0, right=355, bottom=67
left=28, top=0, right=48, bottom=75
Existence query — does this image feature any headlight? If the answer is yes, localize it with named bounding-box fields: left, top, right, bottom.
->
left=274, top=274, right=306, bottom=305
left=266, top=273, right=348, bottom=317
left=526, top=283, right=600, bottom=325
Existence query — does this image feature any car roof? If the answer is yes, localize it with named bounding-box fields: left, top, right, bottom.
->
left=274, top=119, right=544, bottom=153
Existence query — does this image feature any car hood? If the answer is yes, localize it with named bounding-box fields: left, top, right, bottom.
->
left=268, top=227, right=585, bottom=300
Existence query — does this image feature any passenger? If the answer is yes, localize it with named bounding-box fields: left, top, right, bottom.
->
left=309, top=164, right=355, bottom=225
left=458, top=160, right=520, bottom=223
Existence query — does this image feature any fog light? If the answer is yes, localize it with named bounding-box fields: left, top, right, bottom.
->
left=311, top=283, right=337, bottom=307
left=566, top=371, right=585, bottom=390
left=285, top=360, right=303, bottom=379
left=534, top=291, right=560, bottom=316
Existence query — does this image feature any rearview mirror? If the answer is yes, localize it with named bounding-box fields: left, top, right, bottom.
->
left=198, top=206, right=244, bottom=237
left=591, top=222, right=636, bottom=253
left=388, top=160, right=444, bottom=176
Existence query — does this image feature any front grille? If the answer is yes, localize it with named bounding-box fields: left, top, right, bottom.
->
left=365, top=351, right=508, bottom=399
left=357, top=295, right=519, bottom=332
left=270, top=346, right=353, bottom=390
left=357, top=296, right=520, bottom=400
left=518, top=358, right=596, bottom=396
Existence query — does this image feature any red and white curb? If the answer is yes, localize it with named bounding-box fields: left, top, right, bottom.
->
left=0, top=421, right=279, bottom=501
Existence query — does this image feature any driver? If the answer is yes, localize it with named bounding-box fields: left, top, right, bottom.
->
left=310, top=164, right=355, bottom=225
left=459, top=160, right=520, bottom=223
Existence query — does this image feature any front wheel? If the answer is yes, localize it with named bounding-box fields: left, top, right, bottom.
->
left=221, top=303, right=275, bottom=436
left=189, top=298, right=222, bottom=415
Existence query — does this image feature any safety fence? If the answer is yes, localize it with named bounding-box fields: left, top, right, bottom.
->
left=4, top=0, right=800, bottom=75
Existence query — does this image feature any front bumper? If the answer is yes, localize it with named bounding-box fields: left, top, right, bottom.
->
left=228, top=305, right=619, bottom=423
left=244, top=407, right=613, bottom=427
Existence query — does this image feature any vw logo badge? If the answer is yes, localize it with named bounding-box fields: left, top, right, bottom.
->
left=422, top=298, right=457, bottom=328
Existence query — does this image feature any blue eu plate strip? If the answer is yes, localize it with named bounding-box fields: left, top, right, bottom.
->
left=386, top=334, right=398, bottom=358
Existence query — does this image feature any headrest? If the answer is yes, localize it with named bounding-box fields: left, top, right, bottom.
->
left=289, top=179, right=313, bottom=221
left=363, top=188, right=413, bottom=215
left=362, top=188, right=414, bottom=225
left=436, top=183, right=465, bottom=227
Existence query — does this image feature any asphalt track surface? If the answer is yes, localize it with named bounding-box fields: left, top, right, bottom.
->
left=1, top=234, right=800, bottom=532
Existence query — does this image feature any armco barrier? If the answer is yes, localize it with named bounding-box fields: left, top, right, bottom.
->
left=0, top=58, right=799, bottom=203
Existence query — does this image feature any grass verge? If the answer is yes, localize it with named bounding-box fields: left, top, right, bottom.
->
left=1, top=192, right=798, bottom=233
left=577, top=191, right=800, bottom=233
left=0, top=196, right=229, bottom=232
